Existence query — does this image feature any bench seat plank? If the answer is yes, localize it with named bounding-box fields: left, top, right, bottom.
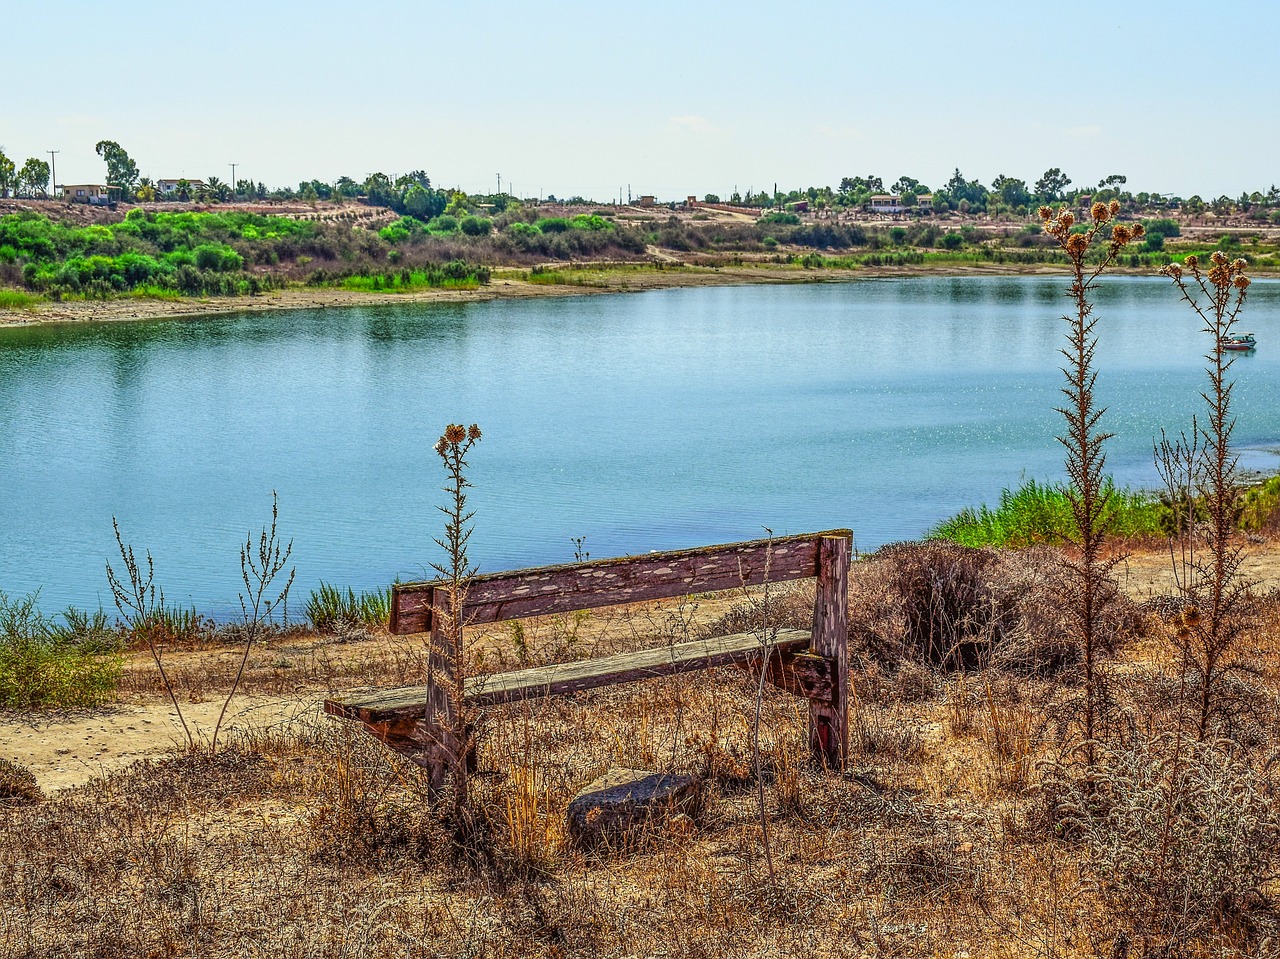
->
left=326, top=628, right=812, bottom=722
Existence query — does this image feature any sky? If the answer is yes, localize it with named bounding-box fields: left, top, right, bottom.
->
left=6, top=0, right=1278, bottom=201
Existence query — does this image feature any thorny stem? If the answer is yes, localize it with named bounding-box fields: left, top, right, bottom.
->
left=1040, top=201, right=1140, bottom=768
left=1162, top=254, right=1251, bottom=739
left=430, top=424, right=482, bottom=820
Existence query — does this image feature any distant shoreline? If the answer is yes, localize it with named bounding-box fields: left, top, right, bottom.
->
left=0, top=261, right=1077, bottom=329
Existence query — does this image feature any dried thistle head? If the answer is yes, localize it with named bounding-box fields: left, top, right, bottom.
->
left=1038, top=206, right=1053, bottom=221
left=1185, top=254, right=1198, bottom=269
left=1060, top=210, right=1075, bottom=230
left=467, top=424, right=483, bottom=441
left=1234, top=275, right=1251, bottom=291
left=1091, top=201, right=1110, bottom=223
left=1108, top=199, right=1121, bottom=216
left=1131, top=222, right=1145, bottom=240
left=1211, top=251, right=1228, bottom=267
left=1066, top=232, right=1090, bottom=257
left=1111, top=224, right=1132, bottom=245
left=1163, top=264, right=1184, bottom=280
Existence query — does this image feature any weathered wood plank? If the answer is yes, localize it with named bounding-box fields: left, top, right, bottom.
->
left=809, top=535, right=850, bottom=768
left=325, top=628, right=813, bottom=722
left=389, top=529, right=852, bottom=635
left=740, top=649, right=838, bottom=703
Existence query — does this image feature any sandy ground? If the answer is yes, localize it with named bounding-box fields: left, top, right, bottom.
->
left=6, top=542, right=1280, bottom=796
left=2, top=694, right=324, bottom=794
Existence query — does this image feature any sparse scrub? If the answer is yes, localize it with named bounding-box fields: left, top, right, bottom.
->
left=1042, top=735, right=1279, bottom=954
left=0, top=758, right=43, bottom=805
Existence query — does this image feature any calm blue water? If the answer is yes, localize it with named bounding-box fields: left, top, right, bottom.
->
left=1, top=276, right=1277, bottom=617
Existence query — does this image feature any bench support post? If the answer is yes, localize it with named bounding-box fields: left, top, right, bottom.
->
left=809, top=535, right=849, bottom=769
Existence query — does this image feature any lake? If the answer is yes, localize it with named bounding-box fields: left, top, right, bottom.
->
left=1, top=275, right=1277, bottom=617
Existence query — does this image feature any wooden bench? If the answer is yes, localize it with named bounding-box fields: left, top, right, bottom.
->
left=325, top=530, right=851, bottom=788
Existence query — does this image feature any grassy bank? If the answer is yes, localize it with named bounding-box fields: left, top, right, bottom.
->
left=932, top=474, right=1280, bottom=548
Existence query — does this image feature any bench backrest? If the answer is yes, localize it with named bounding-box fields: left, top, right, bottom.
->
left=389, top=529, right=852, bottom=635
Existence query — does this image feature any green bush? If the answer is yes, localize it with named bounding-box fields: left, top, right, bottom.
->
left=305, top=583, right=390, bottom=633
left=932, top=478, right=1165, bottom=548
left=940, top=232, right=964, bottom=250
left=759, top=211, right=801, bottom=226
left=0, top=593, right=121, bottom=710
left=426, top=215, right=459, bottom=234
left=459, top=216, right=492, bottom=237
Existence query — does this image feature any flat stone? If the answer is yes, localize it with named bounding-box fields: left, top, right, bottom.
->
left=566, top=767, right=700, bottom=848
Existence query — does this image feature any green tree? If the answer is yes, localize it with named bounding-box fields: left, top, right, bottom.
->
left=993, top=174, right=1031, bottom=209
left=703, top=193, right=720, bottom=203
left=891, top=175, right=920, bottom=196
left=1034, top=167, right=1071, bottom=202
left=94, top=140, right=140, bottom=198
left=17, top=157, right=50, bottom=197
left=0, top=150, right=15, bottom=198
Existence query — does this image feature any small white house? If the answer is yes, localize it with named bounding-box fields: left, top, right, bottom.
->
left=157, top=178, right=206, bottom=195
left=62, top=183, right=110, bottom=201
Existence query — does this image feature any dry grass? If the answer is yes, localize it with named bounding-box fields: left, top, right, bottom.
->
left=5, top=560, right=1280, bottom=957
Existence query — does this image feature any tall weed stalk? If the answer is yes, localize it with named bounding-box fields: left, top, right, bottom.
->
left=107, top=520, right=195, bottom=751
left=1158, top=253, right=1255, bottom=739
left=1039, top=201, right=1142, bottom=765
left=429, top=423, right=483, bottom=823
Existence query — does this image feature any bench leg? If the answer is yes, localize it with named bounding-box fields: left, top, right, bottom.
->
left=809, top=535, right=849, bottom=769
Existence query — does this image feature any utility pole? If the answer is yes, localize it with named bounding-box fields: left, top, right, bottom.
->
left=230, top=163, right=237, bottom=199
left=47, top=150, right=58, bottom=199
left=496, top=173, right=501, bottom=195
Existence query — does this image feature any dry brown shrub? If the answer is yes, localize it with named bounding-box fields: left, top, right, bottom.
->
left=849, top=542, right=1146, bottom=676
left=0, top=758, right=42, bottom=805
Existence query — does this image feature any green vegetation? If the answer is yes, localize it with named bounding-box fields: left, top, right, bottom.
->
left=0, top=210, right=494, bottom=300
left=0, top=593, right=122, bottom=710
left=304, top=583, right=390, bottom=632
left=932, top=478, right=1166, bottom=548
left=935, top=472, right=1280, bottom=548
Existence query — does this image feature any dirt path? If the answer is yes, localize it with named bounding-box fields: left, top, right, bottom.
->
left=1115, top=540, right=1280, bottom=601
left=2, top=695, right=321, bottom=794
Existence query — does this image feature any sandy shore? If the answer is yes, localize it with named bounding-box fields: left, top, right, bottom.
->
left=0, top=262, right=1068, bottom=329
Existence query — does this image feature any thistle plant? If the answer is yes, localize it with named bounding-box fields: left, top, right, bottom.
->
left=429, top=423, right=482, bottom=818
left=1159, top=253, right=1254, bottom=739
left=1039, top=200, right=1142, bottom=765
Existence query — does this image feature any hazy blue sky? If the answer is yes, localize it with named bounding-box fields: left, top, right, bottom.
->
left=7, top=0, right=1277, bottom=200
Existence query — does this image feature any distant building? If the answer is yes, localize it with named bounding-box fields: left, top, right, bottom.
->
left=868, top=194, right=931, bottom=214
left=638, top=195, right=656, bottom=208
left=686, top=195, right=698, bottom=207
left=62, top=184, right=110, bottom=203
left=157, top=178, right=207, bottom=196
left=868, top=195, right=904, bottom=214
left=788, top=199, right=809, bottom=213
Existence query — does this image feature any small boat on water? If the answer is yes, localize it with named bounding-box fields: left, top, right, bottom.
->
left=1221, top=332, right=1257, bottom=351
